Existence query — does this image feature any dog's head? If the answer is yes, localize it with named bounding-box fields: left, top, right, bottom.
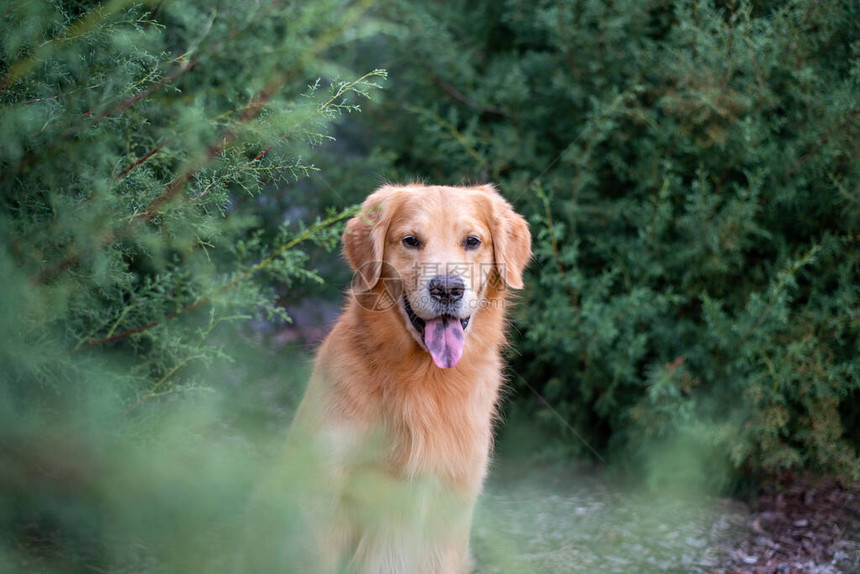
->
left=343, top=184, right=531, bottom=369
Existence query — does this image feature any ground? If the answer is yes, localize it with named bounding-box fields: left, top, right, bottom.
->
left=472, top=467, right=860, bottom=573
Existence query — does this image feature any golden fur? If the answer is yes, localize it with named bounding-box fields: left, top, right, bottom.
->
left=288, top=184, right=531, bottom=573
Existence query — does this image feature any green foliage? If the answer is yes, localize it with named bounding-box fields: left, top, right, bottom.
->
left=1, top=0, right=858, bottom=568
left=0, top=0, right=385, bottom=402
left=0, top=1, right=385, bottom=570
left=342, top=0, right=860, bottom=486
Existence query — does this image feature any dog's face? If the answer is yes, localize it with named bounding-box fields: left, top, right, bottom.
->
left=343, top=184, right=531, bottom=369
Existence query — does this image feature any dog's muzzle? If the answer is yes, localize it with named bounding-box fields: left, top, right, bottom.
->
left=403, top=295, right=470, bottom=369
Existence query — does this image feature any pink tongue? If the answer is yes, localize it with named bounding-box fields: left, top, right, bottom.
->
left=423, top=316, right=465, bottom=369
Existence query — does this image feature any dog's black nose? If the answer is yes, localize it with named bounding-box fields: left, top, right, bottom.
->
left=428, top=275, right=465, bottom=304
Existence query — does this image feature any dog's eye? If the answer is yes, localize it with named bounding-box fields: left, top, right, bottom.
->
left=464, top=236, right=481, bottom=250
left=402, top=235, right=421, bottom=249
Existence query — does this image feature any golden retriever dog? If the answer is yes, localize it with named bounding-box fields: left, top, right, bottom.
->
left=287, top=183, right=531, bottom=573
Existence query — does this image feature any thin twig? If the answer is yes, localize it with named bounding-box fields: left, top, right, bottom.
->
left=74, top=208, right=356, bottom=352
left=432, top=73, right=508, bottom=117
left=114, top=144, right=164, bottom=180
left=786, top=109, right=859, bottom=177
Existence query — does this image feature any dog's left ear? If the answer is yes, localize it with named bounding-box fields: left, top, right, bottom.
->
left=343, top=186, right=398, bottom=291
left=484, top=186, right=532, bottom=289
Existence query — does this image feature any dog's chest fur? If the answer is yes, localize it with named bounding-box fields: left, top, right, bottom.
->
left=384, top=360, right=501, bottom=492
left=321, top=316, right=503, bottom=494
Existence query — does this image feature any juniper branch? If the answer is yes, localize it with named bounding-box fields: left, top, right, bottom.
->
left=74, top=206, right=358, bottom=352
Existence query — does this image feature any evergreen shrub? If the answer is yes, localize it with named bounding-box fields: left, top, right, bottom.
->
left=343, top=0, right=860, bottom=487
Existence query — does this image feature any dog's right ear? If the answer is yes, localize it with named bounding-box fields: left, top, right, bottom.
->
left=343, top=187, right=398, bottom=291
